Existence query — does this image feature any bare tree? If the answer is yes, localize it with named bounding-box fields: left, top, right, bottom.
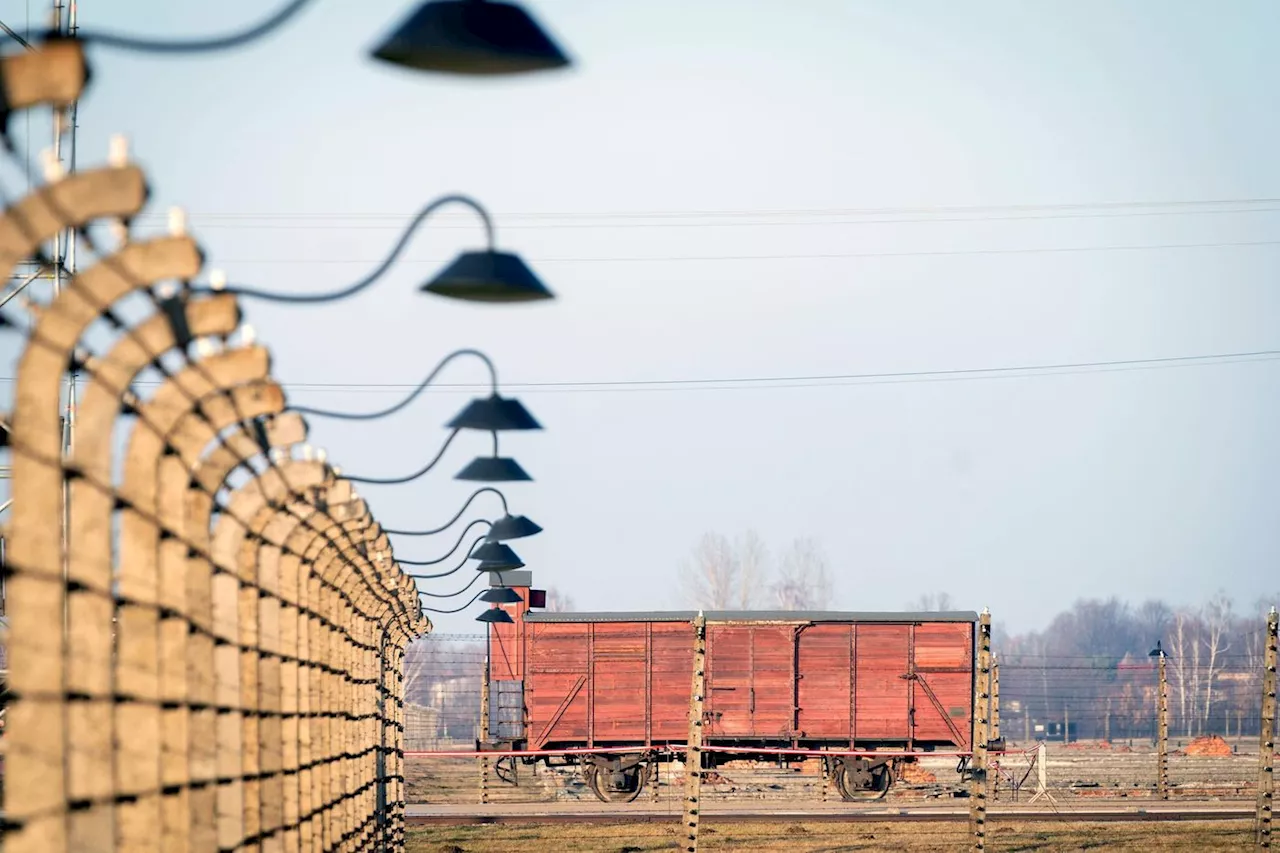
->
left=1201, top=592, right=1232, bottom=733
left=1135, top=599, right=1172, bottom=648
left=912, top=592, right=955, bottom=611
left=1166, top=610, right=1194, bottom=736
left=402, top=640, right=431, bottom=705
left=679, top=531, right=766, bottom=609
left=771, top=537, right=833, bottom=610
left=737, top=530, right=769, bottom=610
left=544, top=587, right=576, bottom=612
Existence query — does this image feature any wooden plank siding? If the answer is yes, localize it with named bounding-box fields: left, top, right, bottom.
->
left=518, top=617, right=973, bottom=751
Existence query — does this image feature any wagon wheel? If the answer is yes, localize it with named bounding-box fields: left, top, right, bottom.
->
left=836, top=760, right=893, bottom=801
left=584, top=762, right=648, bottom=803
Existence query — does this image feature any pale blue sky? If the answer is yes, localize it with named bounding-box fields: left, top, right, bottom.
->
left=2, top=0, right=1277, bottom=633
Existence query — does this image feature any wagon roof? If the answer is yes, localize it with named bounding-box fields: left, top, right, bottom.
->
left=524, top=610, right=979, bottom=623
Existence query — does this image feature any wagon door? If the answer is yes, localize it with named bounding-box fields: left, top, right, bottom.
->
left=911, top=622, right=974, bottom=749
left=750, top=626, right=795, bottom=737
left=525, top=623, right=590, bottom=749
left=591, top=623, right=648, bottom=745
left=706, top=625, right=752, bottom=736
left=797, top=624, right=853, bottom=740
left=853, top=624, right=910, bottom=742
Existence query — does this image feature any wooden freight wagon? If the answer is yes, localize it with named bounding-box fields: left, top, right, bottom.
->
left=484, top=580, right=979, bottom=802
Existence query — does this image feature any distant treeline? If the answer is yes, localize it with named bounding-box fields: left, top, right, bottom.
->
left=994, top=593, right=1278, bottom=741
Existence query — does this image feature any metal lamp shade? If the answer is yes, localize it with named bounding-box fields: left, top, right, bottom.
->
left=479, top=586, right=523, bottom=604
left=486, top=513, right=542, bottom=541
left=447, top=394, right=542, bottom=431
left=371, top=0, right=570, bottom=75
left=421, top=250, right=554, bottom=303
left=476, top=555, right=525, bottom=572
left=455, top=455, right=532, bottom=482
left=472, top=540, right=520, bottom=563
left=476, top=607, right=515, bottom=624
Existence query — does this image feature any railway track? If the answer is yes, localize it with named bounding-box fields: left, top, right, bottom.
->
left=405, top=801, right=1254, bottom=825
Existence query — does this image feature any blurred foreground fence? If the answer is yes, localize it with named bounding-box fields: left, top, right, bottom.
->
left=0, top=41, right=429, bottom=853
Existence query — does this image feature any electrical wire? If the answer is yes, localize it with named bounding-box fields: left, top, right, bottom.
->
left=396, top=521, right=490, bottom=567
left=417, top=570, right=486, bottom=599
left=207, top=237, right=1280, bottom=265
left=400, top=537, right=486, bottom=577
left=73, top=0, right=315, bottom=54
left=199, top=194, right=494, bottom=304
left=420, top=588, right=487, bottom=614
left=384, top=487, right=509, bottom=537
left=342, top=428, right=462, bottom=485
left=19, top=347, right=1269, bottom=397
left=126, top=194, right=1280, bottom=225
left=290, top=348, right=497, bottom=420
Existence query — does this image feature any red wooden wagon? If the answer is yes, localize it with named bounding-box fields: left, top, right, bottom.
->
left=483, top=577, right=978, bottom=802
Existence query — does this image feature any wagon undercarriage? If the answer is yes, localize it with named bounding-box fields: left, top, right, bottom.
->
left=491, top=747, right=953, bottom=803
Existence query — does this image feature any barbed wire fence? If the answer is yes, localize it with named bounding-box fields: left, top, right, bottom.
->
left=402, top=630, right=1275, bottom=810
left=0, top=41, right=430, bottom=853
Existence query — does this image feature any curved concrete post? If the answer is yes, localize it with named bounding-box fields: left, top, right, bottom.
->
left=160, top=385, right=312, bottom=853
left=212, top=464, right=414, bottom=851
left=210, top=458, right=327, bottom=851
left=0, top=165, right=147, bottom=283
left=0, top=37, right=87, bottom=131
left=118, top=343, right=280, bottom=851
left=184, top=415, right=309, bottom=852
left=286, top=496, right=370, bottom=850
left=309, top=512, right=382, bottom=852
left=252, top=487, right=422, bottom=853
left=68, top=289, right=238, bottom=852
left=3, top=149, right=431, bottom=853
left=321, top=522, right=390, bottom=852
left=284, top=503, right=352, bottom=851
left=258, top=495, right=330, bottom=853
left=4, top=162, right=192, bottom=853
left=238, top=467, right=340, bottom=853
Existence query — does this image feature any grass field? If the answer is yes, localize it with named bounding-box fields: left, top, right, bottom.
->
left=405, top=819, right=1255, bottom=852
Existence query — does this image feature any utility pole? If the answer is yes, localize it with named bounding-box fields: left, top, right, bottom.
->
left=970, top=608, right=992, bottom=851
left=479, top=652, right=490, bottom=804
left=0, top=1, right=79, bottom=545
left=991, top=656, right=1000, bottom=743
left=1105, top=697, right=1112, bottom=744
left=1064, top=704, right=1070, bottom=746
left=1151, top=641, right=1170, bottom=800
left=51, top=0, right=78, bottom=495
left=1258, top=607, right=1277, bottom=849
left=683, top=612, right=707, bottom=853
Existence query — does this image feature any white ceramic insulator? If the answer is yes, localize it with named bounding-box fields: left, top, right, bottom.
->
left=167, top=207, right=187, bottom=237
left=109, top=220, right=130, bottom=245
left=209, top=269, right=227, bottom=291
left=155, top=282, right=177, bottom=300
left=108, top=134, right=129, bottom=168
left=240, top=324, right=256, bottom=345
left=301, top=444, right=314, bottom=461
left=40, top=148, right=64, bottom=182
left=316, top=448, right=328, bottom=464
